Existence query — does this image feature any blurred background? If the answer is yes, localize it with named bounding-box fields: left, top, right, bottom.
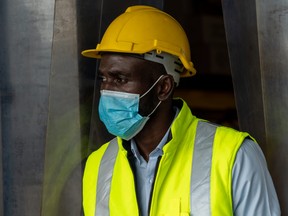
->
left=1, top=0, right=287, bottom=215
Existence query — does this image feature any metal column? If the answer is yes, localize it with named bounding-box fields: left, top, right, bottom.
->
left=0, top=0, right=54, bottom=215
left=222, top=0, right=288, bottom=214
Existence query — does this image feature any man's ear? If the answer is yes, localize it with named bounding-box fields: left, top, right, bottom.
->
left=157, top=75, right=175, bottom=101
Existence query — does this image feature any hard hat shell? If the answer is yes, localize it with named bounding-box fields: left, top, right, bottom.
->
left=82, top=5, right=196, bottom=77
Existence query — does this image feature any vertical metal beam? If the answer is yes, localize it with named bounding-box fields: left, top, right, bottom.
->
left=221, top=0, right=267, bottom=150
left=0, top=2, right=6, bottom=215
left=222, top=0, right=288, bottom=214
left=256, top=1, right=288, bottom=214
left=0, top=95, right=3, bottom=216
left=0, top=0, right=55, bottom=215
left=41, top=0, right=86, bottom=215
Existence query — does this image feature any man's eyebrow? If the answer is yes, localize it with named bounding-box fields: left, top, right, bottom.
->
left=107, top=69, right=132, bottom=77
left=97, top=68, right=119, bottom=75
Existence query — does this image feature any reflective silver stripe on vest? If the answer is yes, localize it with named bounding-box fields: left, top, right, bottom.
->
left=191, top=121, right=216, bottom=216
left=95, top=138, right=118, bottom=216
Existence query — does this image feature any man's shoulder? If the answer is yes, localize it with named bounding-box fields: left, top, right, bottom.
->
left=86, top=141, right=111, bottom=164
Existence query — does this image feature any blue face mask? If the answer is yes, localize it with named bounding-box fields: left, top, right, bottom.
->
left=98, top=75, right=163, bottom=140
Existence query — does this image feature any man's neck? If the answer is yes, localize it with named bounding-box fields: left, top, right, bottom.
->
left=133, top=105, right=175, bottom=161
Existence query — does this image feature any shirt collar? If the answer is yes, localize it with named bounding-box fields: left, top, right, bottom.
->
left=130, top=106, right=179, bottom=163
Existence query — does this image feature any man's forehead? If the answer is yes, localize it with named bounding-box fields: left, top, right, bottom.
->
left=99, top=53, right=154, bottom=78
left=101, top=52, right=144, bottom=60
left=100, top=53, right=153, bottom=71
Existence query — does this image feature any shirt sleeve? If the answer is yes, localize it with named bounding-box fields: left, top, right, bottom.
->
left=232, top=139, right=281, bottom=216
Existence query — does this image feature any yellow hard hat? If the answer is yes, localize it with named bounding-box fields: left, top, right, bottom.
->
left=82, top=5, right=196, bottom=77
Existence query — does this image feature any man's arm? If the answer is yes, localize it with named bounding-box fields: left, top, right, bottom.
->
left=232, top=139, right=281, bottom=216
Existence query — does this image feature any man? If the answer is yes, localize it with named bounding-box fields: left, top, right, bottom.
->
left=81, top=5, right=280, bottom=216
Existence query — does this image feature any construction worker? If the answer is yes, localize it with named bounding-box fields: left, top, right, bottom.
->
left=81, top=5, right=280, bottom=216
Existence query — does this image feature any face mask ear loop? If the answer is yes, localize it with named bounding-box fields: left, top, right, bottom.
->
left=147, top=100, right=162, bottom=117
left=139, top=75, right=164, bottom=99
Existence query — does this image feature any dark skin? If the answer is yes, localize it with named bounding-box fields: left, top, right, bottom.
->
left=98, top=53, right=176, bottom=161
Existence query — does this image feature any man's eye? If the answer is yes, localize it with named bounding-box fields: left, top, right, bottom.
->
left=97, top=75, right=106, bottom=82
left=114, top=77, right=127, bottom=84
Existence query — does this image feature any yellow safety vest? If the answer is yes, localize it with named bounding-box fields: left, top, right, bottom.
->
left=83, top=99, right=250, bottom=216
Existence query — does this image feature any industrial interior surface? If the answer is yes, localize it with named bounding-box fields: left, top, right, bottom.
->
left=0, top=0, right=287, bottom=215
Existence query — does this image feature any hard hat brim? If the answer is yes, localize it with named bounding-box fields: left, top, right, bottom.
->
left=81, top=49, right=101, bottom=58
